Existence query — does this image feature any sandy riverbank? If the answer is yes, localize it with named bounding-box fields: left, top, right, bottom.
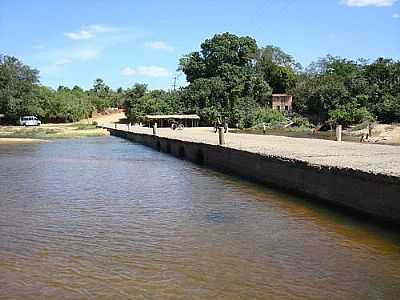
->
left=0, top=124, right=109, bottom=141
left=345, top=123, right=400, bottom=145
left=0, top=112, right=125, bottom=144
left=0, top=138, right=48, bottom=144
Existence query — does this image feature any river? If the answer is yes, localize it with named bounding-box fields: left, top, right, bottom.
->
left=0, top=136, right=399, bottom=299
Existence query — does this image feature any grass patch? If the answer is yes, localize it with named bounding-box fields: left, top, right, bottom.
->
left=0, top=124, right=108, bottom=140
left=67, top=123, right=98, bottom=130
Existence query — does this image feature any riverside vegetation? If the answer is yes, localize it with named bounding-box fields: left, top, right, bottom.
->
left=1, top=33, right=399, bottom=136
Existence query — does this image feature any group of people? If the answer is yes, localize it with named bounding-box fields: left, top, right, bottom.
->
left=360, top=133, right=370, bottom=143
left=360, top=125, right=373, bottom=143
left=168, top=117, right=229, bottom=132
left=171, top=121, right=184, bottom=130
left=214, top=118, right=228, bottom=133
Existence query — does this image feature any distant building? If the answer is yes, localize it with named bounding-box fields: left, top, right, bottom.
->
left=272, top=94, right=293, bottom=112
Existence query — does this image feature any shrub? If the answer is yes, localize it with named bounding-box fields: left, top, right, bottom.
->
left=254, top=108, right=286, bottom=126
left=328, top=102, right=374, bottom=126
left=291, top=114, right=314, bottom=128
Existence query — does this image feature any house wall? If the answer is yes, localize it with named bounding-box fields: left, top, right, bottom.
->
left=272, top=95, right=293, bottom=112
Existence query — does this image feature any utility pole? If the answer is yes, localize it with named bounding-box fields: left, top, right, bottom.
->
left=172, top=75, right=177, bottom=91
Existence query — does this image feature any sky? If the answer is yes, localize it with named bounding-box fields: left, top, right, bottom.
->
left=1, top=0, right=399, bottom=90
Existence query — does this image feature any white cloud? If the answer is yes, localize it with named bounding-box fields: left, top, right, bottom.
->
left=43, top=46, right=101, bottom=62
left=65, top=30, right=93, bottom=41
left=393, top=13, right=400, bottom=18
left=145, top=41, right=174, bottom=51
left=41, top=59, right=73, bottom=75
left=38, top=46, right=100, bottom=75
left=67, top=47, right=100, bottom=61
left=37, top=24, right=143, bottom=77
left=65, top=24, right=123, bottom=41
left=341, top=0, right=397, bottom=6
left=121, top=66, right=170, bottom=77
left=86, top=24, right=121, bottom=33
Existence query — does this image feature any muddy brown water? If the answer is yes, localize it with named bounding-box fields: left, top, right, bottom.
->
left=0, top=136, right=399, bottom=299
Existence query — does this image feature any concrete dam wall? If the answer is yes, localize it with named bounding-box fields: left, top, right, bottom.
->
left=106, top=127, right=400, bottom=224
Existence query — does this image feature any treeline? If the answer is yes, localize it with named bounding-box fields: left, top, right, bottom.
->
left=125, top=33, right=297, bottom=127
left=2, top=33, right=400, bottom=127
left=125, top=32, right=400, bottom=127
left=292, top=56, right=400, bottom=126
left=0, top=55, right=124, bottom=124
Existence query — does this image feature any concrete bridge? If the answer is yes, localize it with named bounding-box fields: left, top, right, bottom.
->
left=101, top=125, right=400, bottom=225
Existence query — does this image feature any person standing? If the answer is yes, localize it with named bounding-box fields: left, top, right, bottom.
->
left=224, top=120, right=228, bottom=133
left=214, top=117, right=222, bottom=133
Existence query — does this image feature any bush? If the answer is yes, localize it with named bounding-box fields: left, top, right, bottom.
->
left=328, top=102, right=374, bottom=126
left=373, top=95, right=400, bottom=123
left=291, top=114, right=314, bottom=128
left=254, top=108, right=286, bottom=126
left=231, top=97, right=259, bottom=128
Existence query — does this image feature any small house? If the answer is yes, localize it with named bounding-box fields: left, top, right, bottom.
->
left=272, top=94, right=293, bottom=112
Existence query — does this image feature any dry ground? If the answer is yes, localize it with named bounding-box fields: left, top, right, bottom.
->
left=0, top=138, right=48, bottom=144
left=83, top=111, right=127, bottom=125
left=346, top=123, right=400, bottom=144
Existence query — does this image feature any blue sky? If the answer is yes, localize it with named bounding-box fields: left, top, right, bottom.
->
left=1, top=0, right=399, bottom=90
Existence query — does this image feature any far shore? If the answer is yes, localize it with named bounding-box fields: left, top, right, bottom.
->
left=0, top=125, right=109, bottom=141
left=0, top=138, right=48, bottom=144
left=0, top=112, right=123, bottom=143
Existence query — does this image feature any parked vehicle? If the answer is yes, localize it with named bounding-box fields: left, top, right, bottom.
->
left=19, top=116, right=41, bottom=126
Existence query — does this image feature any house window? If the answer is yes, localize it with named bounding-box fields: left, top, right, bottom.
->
left=277, top=106, right=280, bottom=111
left=285, top=106, right=289, bottom=111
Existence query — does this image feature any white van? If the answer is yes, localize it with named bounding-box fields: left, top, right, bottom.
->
left=19, top=116, right=41, bottom=126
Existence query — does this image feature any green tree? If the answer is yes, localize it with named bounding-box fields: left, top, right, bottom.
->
left=89, top=78, right=112, bottom=111
left=328, top=101, right=373, bottom=126
left=0, top=55, right=39, bottom=123
left=255, top=46, right=298, bottom=93
left=178, top=33, right=271, bottom=126
left=291, top=74, right=349, bottom=123
left=123, top=83, right=148, bottom=123
left=179, top=32, right=257, bottom=82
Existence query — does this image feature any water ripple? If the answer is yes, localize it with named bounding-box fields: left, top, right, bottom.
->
left=1, top=137, right=400, bottom=299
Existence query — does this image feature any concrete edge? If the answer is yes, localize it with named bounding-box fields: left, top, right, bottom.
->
left=102, top=127, right=400, bottom=225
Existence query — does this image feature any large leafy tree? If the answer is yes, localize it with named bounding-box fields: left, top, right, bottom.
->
left=123, top=83, right=148, bottom=123
left=123, top=83, right=181, bottom=124
left=179, top=33, right=271, bottom=125
left=0, top=55, right=39, bottom=122
left=88, top=78, right=112, bottom=111
left=179, top=32, right=258, bottom=82
left=255, top=46, right=299, bottom=93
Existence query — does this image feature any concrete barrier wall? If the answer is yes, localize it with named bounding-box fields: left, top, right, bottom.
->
left=106, top=128, right=400, bottom=224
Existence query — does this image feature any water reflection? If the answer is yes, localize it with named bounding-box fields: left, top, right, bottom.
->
left=0, top=137, right=399, bottom=299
